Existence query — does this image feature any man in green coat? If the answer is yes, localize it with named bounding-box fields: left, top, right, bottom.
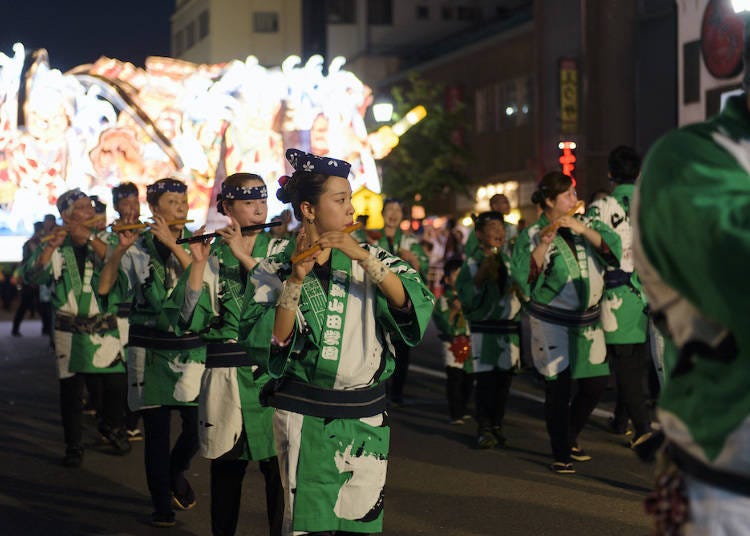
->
left=635, top=90, right=750, bottom=532
left=588, top=146, right=652, bottom=445
left=25, top=188, right=130, bottom=468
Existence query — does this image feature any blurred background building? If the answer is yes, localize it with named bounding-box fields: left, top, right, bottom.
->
left=171, top=0, right=681, bottom=219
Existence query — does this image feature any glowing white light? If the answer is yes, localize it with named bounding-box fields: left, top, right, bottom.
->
left=732, top=0, right=750, bottom=13
left=522, top=104, right=529, bottom=114
left=487, top=185, right=496, bottom=196
left=373, top=102, right=393, bottom=122
left=477, top=186, right=487, bottom=199
left=505, top=106, right=515, bottom=116
left=506, top=208, right=521, bottom=225
left=461, top=216, right=473, bottom=227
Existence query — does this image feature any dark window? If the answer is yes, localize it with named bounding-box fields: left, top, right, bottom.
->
left=457, top=6, right=479, bottom=21
left=254, top=11, right=279, bottom=33
left=173, top=30, right=184, bottom=56
left=185, top=21, right=196, bottom=48
left=328, top=0, right=356, bottom=23
left=683, top=40, right=700, bottom=104
left=442, top=6, right=453, bottom=20
left=367, top=0, right=393, bottom=25
left=199, top=10, right=210, bottom=39
left=416, top=5, right=429, bottom=19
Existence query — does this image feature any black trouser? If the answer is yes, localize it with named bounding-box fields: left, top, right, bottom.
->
left=39, top=301, right=52, bottom=335
left=474, top=369, right=513, bottom=431
left=211, top=455, right=284, bottom=536
left=543, top=368, right=608, bottom=463
left=445, top=367, right=474, bottom=420
left=125, top=408, right=141, bottom=431
left=388, top=341, right=410, bottom=403
left=12, top=284, right=37, bottom=333
left=608, top=342, right=652, bottom=437
left=141, top=405, right=199, bottom=515
left=59, top=372, right=127, bottom=448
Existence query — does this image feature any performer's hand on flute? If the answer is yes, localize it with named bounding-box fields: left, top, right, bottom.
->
left=540, top=200, right=585, bottom=237
left=111, top=219, right=193, bottom=232
left=288, top=227, right=319, bottom=283
left=291, top=222, right=363, bottom=264
left=41, top=215, right=104, bottom=243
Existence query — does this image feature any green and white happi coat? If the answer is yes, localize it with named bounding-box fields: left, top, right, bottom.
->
left=587, top=184, right=648, bottom=344
left=241, top=244, right=434, bottom=534
left=116, top=231, right=205, bottom=410
left=374, top=228, right=429, bottom=280
left=167, top=234, right=292, bottom=461
left=456, top=249, right=521, bottom=373
left=635, top=94, right=750, bottom=476
left=510, top=215, right=621, bottom=379
left=25, top=238, right=125, bottom=379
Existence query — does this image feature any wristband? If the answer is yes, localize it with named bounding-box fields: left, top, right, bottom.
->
left=277, top=280, right=302, bottom=311
left=359, top=254, right=388, bottom=284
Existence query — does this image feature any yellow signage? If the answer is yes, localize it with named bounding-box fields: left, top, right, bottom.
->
left=560, top=59, right=578, bottom=134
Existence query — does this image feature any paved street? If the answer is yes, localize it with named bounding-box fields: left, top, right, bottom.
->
left=0, top=317, right=654, bottom=535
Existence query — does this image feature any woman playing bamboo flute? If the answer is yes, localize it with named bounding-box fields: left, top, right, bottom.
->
left=98, top=178, right=205, bottom=527
left=511, top=171, right=621, bottom=474
left=167, top=173, right=291, bottom=536
left=239, top=149, right=434, bottom=535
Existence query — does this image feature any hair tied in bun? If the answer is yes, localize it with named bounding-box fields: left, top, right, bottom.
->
left=278, top=175, right=290, bottom=188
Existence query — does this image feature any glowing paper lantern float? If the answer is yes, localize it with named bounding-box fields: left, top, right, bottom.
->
left=0, top=45, right=385, bottom=245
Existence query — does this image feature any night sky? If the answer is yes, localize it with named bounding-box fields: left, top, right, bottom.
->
left=0, top=0, right=175, bottom=72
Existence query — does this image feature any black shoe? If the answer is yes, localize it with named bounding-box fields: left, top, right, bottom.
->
left=492, top=425, right=507, bottom=446
left=100, top=426, right=132, bottom=455
left=549, top=462, right=576, bottom=475
left=477, top=429, right=498, bottom=449
left=10, top=331, right=21, bottom=337
left=62, top=446, right=83, bottom=467
left=150, top=511, right=176, bottom=527
left=172, top=479, right=196, bottom=511
left=570, top=446, right=592, bottom=462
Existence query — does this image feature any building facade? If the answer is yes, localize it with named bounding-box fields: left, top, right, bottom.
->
left=171, top=0, right=678, bottom=218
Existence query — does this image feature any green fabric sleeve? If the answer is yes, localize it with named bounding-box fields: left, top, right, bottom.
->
left=510, top=228, right=533, bottom=299
left=374, top=251, right=435, bottom=347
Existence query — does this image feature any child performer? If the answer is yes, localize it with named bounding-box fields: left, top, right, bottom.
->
left=432, top=258, right=474, bottom=424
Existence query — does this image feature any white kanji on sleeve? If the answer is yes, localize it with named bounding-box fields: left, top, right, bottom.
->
left=328, top=298, right=344, bottom=314
left=326, top=315, right=342, bottom=329
left=321, top=346, right=339, bottom=360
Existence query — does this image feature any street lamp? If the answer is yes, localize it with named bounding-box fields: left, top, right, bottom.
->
left=372, top=100, right=393, bottom=122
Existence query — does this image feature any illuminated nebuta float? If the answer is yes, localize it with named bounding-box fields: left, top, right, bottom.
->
left=0, top=43, right=384, bottom=234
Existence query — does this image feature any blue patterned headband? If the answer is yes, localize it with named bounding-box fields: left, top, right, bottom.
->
left=56, top=188, right=88, bottom=214
left=285, top=148, right=351, bottom=178
left=146, top=180, right=187, bottom=196
left=220, top=183, right=267, bottom=201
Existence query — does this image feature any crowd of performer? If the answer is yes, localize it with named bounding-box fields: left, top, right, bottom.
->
left=15, top=143, right=665, bottom=534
